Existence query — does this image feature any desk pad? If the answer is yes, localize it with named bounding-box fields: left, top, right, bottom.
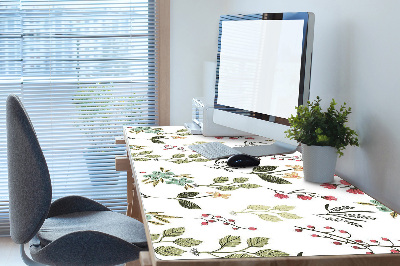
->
left=125, top=126, right=400, bottom=260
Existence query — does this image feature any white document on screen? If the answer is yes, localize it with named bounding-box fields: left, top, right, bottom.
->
left=217, top=19, right=304, bottom=118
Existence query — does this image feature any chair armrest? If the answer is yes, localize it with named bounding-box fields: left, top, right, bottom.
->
left=47, top=195, right=110, bottom=218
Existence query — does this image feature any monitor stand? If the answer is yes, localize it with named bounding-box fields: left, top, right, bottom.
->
left=232, top=141, right=298, bottom=157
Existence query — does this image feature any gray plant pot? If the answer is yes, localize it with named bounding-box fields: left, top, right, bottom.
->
left=302, top=144, right=338, bottom=183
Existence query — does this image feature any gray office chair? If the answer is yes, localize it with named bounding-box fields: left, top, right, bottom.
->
left=6, top=94, right=148, bottom=265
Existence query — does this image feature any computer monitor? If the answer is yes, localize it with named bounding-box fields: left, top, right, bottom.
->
left=213, top=12, right=315, bottom=156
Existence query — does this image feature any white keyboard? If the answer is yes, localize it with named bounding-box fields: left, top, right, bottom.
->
left=189, top=142, right=242, bottom=160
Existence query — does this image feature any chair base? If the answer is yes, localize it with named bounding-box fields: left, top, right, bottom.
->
left=20, top=244, right=45, bottom=266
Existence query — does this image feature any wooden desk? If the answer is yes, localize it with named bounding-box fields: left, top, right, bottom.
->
left=117, top=126, right=400, bottom=266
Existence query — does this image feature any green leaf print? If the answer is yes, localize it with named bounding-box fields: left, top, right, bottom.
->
left=172, top=153, right=185, bottom=158
left=239, top=184, right=262, bottom=189
left=163, top=227, right=185, bottom=237
left=272, top=205, right=295, bottom=211
left=146, top=155, right=161, bottom=159
left=247, top=237, right=269, bottom=247
left=218, top=185, right=240, bottom=191
left=130, top=145, right=146, bottom=150
left=255, top=249, right=289, bottom=257
left=154, top=216, right=170, bottom=224
left=247, top=205, right=270, bottom=210
left=257, top=214, right=283, bottom=222
left=219, top=235, right=241, bottom=248
left=278, top=212, right=302, bottom=219
left=151, top=136, right=165, bottom=144
left=151, top=227, right=291, bottom=259
left=378, top=206, right=392, bottom=212
left=356, top=202, right=375, bottom=206
left=257, top=174, right=292, bottom=184
left=252, top=166, right=278, bottom=172
left=148, top=221, right=164, bottom=225
left=193, top=158, right=209, bottom=162
left=371, top=200, right=385, bottom=207
left=176, top=128, right=190, bottom=136
left=177, top=192, right=200, bottom=198
left=132, top=157, right=150, bottom=161
left=213, top=176, right=229, bottom=183
left=178, top=199, right=201, bottom=209
left=233, top=177, right=249, bottom=183
left=138, top=150, right=153, bottom=155
left=357, top=200, right=397, bottom=218
left=172, top=158, right=190, bottom=164
left=173, top=238, right=203, bottom=247
left=224, top=253, right=256, bottom=258
left=150, top=234, right=160, bottom=241
left=155, top=246, right=185, bottom=256
left=235, top=204, right=301, bottom=223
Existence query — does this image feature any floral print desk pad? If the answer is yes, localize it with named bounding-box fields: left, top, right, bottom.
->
left=124, top=126, right=399, bottom=260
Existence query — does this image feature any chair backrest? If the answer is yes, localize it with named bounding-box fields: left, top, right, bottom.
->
left=6, top=94, right=52, bottom=244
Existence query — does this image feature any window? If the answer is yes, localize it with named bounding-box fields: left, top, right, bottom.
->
left=0, top=0, right=169, bottom=236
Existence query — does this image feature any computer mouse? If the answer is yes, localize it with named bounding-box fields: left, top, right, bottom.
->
left=227, top=154, right=260, bottom=167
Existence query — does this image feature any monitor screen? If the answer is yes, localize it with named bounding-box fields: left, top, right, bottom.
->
left=217, top=19, right=304, bottom=118
left=213, top=13, right=314, bottom=156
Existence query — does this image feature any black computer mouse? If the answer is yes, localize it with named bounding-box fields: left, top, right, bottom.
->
left=227, top=154, right=260, bottom=167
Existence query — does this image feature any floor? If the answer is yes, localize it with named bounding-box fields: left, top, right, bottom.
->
left=0, top=236, right=141, bottom=266
left=0, top=237, right=25, bottom=266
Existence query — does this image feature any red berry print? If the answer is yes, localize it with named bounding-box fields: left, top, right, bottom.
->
left=275, top=193, right=289, bottom=199
left=340, top=180, right=351, bottom=186
left=297, top=195, right=312, bottom=200
left=346, top=188, right=364, bottom=195
left=333, top=242, right=342, bottom=245
left=321, top=183, right=337, bottom=189
left=323, top=196, right=337, bottom=201
left=201, top=222, right=208, bottom=225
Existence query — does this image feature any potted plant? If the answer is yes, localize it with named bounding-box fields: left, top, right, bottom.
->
left=285, top=96, right=359, bottom=183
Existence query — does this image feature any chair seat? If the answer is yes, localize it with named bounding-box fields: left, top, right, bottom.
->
left=37, top=211, right=147, bottom=248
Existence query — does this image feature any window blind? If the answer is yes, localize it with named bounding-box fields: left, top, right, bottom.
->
left=0, top=0, right=159, bottom=236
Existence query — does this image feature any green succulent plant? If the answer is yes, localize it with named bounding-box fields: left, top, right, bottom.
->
left=285, top=96, right=359, bottom=157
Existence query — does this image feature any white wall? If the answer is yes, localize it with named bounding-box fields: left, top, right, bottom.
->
left=170, top=0, right=400, bottom=212
left=170, top=0, right=227, bottom=125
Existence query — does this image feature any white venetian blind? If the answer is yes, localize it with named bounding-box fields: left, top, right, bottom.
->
left=0, top=0, right=159, bottom=236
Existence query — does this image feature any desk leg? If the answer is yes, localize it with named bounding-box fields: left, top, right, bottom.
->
left=127, top=169, right=143, bottom=222
left=126, top=168, right=134, bottom=217
left=125, top=252, right=151, bottom=266
left=115, top=155, right=143, bottom=222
